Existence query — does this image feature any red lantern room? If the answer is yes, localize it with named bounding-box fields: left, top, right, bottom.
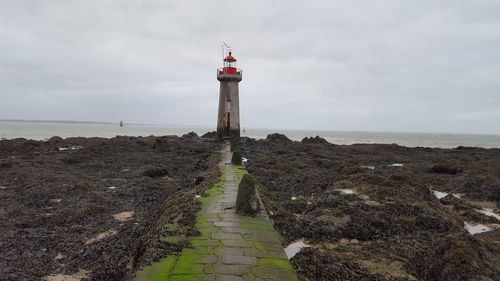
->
left=218, top=51, right=241, bottom=75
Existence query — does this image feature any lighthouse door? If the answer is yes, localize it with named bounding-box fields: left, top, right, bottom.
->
left=225, top=112, right=230, bottom=135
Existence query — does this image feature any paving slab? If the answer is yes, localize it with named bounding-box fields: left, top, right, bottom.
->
left=221, top=255, right=257, bottom=265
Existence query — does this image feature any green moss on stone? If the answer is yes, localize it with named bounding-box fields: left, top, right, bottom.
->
left=254, top=241, right=266, bottom=250
left=165, top=223, right=178, bottom=232
left=253, top=258, right=297, bottom=280
left=161, top=236, right=182, bottom=244
left=239, top=216, right=274, bottom=232
left=171, top=249, right=204, bottom=275
left=258, top=258, right=293, bottom=270
left=134, top=255, right=177, bottom=281
left=169, top=275, right=203, bottom=281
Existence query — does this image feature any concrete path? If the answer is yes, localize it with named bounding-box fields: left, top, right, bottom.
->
left=135, top=142, right=298, bottom=281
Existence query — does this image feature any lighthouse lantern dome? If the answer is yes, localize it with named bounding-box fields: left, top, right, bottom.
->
left=219, top=51, right=241, bottom=75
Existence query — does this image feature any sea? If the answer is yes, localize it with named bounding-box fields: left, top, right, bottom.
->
left=1, top=121, right=499, bottom=149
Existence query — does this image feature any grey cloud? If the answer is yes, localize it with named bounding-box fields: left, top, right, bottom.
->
left=1, top=0, right=499, bottom=134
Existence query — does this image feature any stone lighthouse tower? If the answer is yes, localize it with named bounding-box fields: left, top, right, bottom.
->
left=217, top=50, right=242, bottom=138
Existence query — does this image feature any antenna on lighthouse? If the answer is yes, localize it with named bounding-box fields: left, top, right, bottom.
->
left=222, top=42, right=234, bottom=68
left=223, top=42, right=232, bottom=57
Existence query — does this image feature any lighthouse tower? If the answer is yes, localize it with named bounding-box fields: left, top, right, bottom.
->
left=217, top=50, right=242, bottom=138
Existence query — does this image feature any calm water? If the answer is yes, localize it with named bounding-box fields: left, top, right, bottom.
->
left=1, top=121, right=499, bottom=149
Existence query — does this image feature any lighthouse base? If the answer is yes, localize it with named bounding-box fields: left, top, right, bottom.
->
left=217, top=127, right=240, bottom=139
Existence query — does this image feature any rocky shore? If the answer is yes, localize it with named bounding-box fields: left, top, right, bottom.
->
left=0, top=134, right=221, bottom=281
left=1, top=133, right=499, bottom=281
left=241, top=134, right=500, bottom=281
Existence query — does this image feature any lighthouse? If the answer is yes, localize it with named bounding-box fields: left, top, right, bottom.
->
left=217, top=50, right=242, bottom=139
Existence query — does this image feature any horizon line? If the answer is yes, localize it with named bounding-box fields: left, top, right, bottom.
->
left=1, top=118, right=499, bottom=137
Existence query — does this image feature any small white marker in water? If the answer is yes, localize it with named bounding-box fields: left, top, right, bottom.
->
left=58, top=147, right=68, bottom=151
left=361, top=165, right=375, bottom=169
left=108, top=186, right=117, bottom=189
left=389, top=163, right=404, bottom=167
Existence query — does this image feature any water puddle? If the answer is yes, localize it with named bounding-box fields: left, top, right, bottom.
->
left=284, top=240, right=311, bottom=259
left=464, top=222, right=493, bottom=235
left=433, top=190, right=461, bottom=199
left=478, top=208, right=500, bottom=221
left=58, top=146, right=83, bottom=151
left=42, top=270, right=90, bottom=281
left=339, top=189, right=355, bottom=194
left=113, top=211, right=134, bottom=222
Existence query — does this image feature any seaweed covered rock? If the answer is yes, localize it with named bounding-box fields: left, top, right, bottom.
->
left=413, top=231, right=500, bottom=281
left=301, top=136, right=329, bottom=144
left=428, top=164, right=461, bottom=174
left=182, top=131, right=198, bottom=138
left=201, top=131, right=218, bottom=139
left=240, top=138, right=500, bottom=280
left=266, top=133, right=292, bottom=143
left=235, top=174, right=261, bottom=216
left=292, top=248, right=386, bottom=281
left=232, top=149, right=242, bottom=165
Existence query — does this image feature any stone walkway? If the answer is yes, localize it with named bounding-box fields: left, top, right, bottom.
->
left=135, top=142, right=298, bottom=281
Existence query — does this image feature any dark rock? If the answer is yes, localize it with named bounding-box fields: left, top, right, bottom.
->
left=48, top=136, right=64, bottom=143
left=266, top=133, right=292, bottom=143
left=194, top=176, right=205, bottom=185
left=201, top=131, right=218, bottom=139
left=235, top=174, right=260, bottom=216
left=301, top=136, right=329, bottom=144
left=182, top=131, right=198, bottom=138
left=232, top=149, right=242, bottom=165
left=428, top=165, right=461, bottom=174
left=455, top=146, right=476, bottom=150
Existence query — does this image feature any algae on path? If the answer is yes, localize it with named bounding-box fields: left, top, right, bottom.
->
left=134, top=143, right=298, bottom=281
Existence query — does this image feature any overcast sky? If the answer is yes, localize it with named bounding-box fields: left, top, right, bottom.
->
left=1, top=1, right=499, bottom=134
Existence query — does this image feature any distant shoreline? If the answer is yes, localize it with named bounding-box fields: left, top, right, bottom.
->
left=0, top=119, right=113, bottom=125
left=1, top=120, right=499, bottom=148
left=1, top=119, right=498, bottom=137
